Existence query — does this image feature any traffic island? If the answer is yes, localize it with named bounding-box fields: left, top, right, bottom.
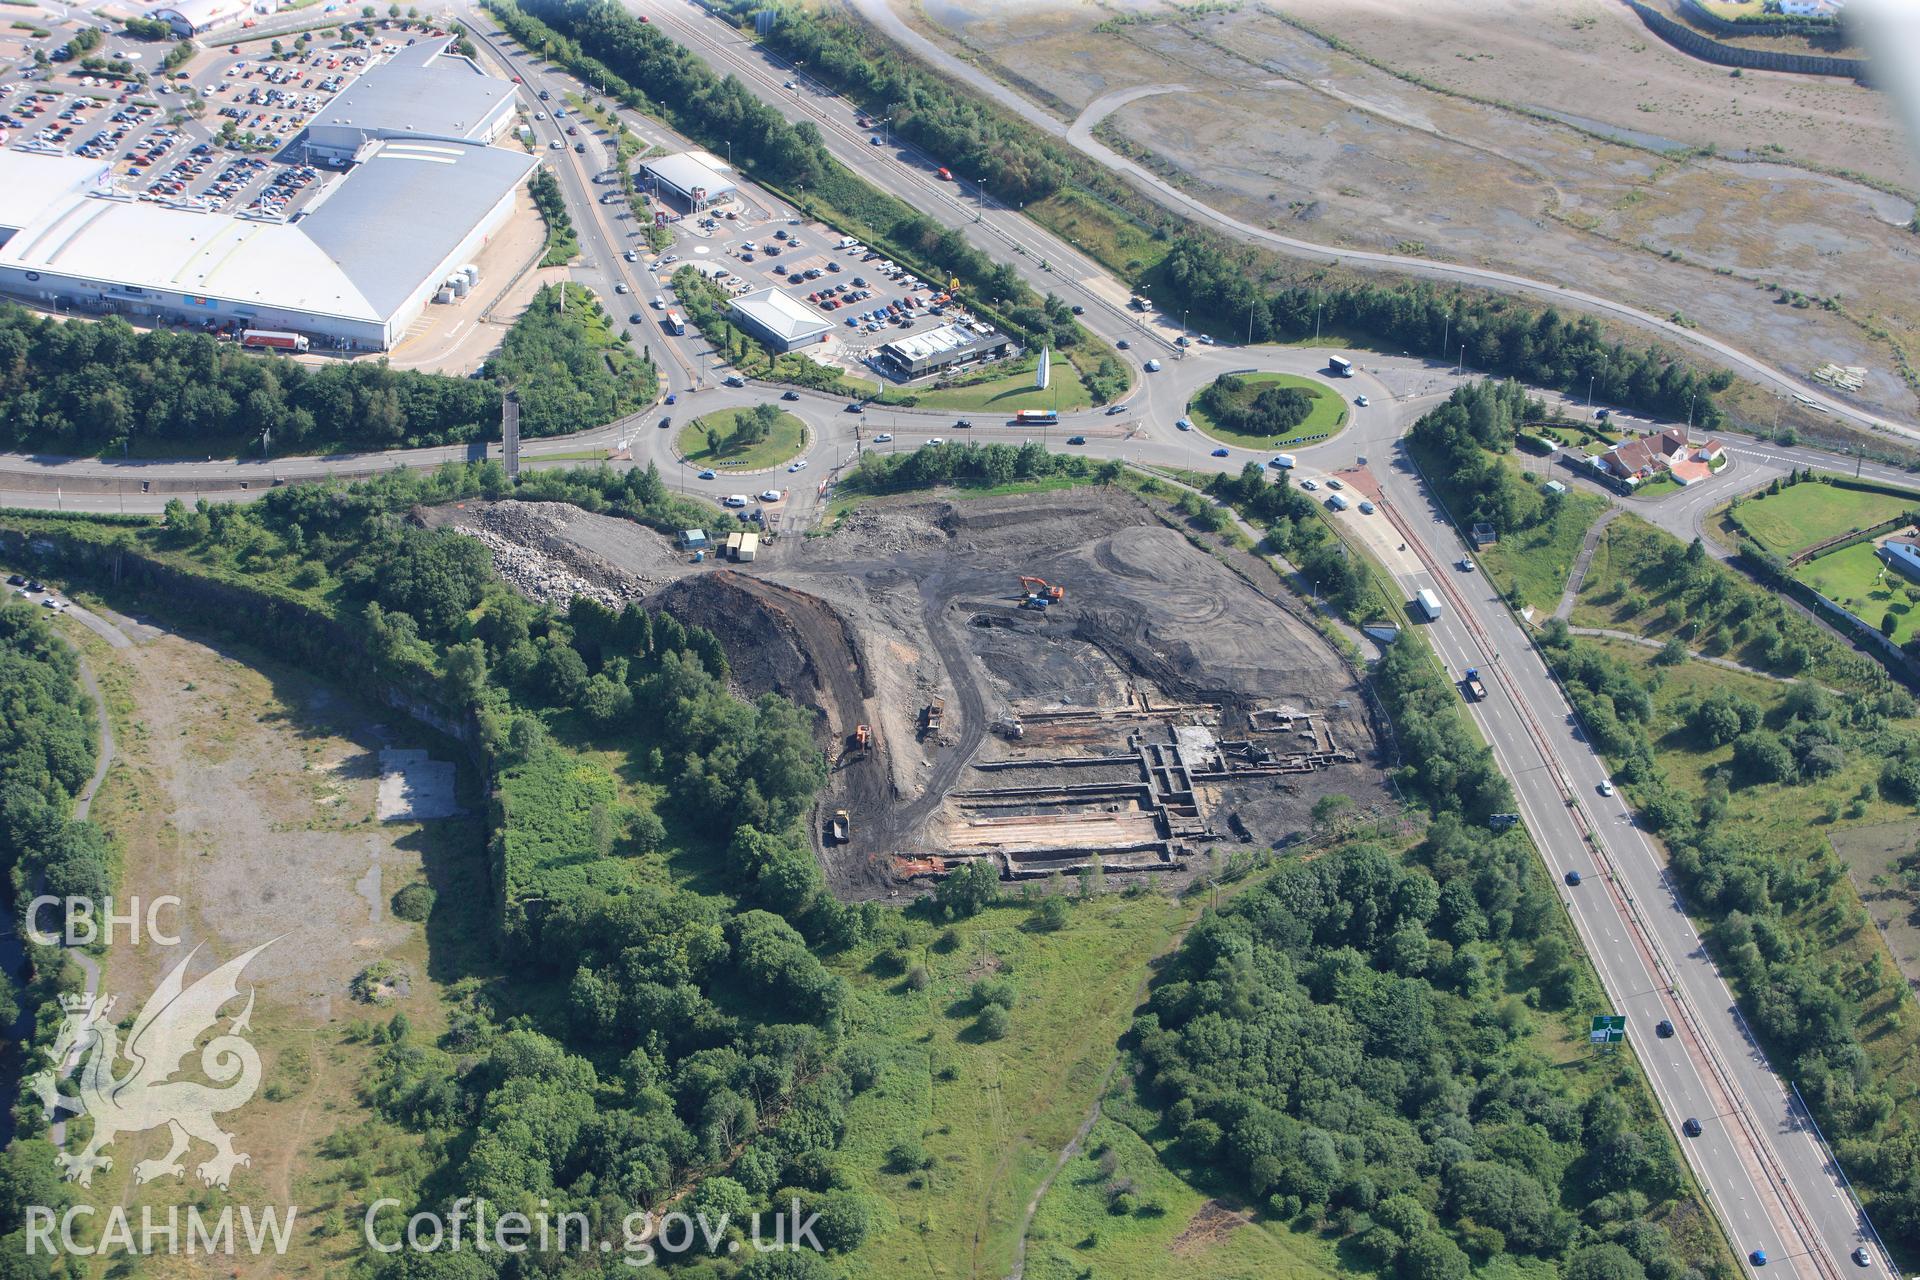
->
left=1187, top=371, right=1348, bottom=451
left=677, top=407, right=808, bottom=472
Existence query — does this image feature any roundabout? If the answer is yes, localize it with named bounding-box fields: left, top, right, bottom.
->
left=675, top=406, right=808, bottom=474
left=1184, top=370, right=1349, bottom=451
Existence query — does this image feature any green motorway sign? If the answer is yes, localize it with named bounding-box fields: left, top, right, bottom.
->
left=1590, top=1015, right=1627, bottom=1045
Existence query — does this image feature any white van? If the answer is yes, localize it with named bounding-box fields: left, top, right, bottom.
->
left=724, top=494, right=749, bottom=508
left=836, top=236, right=859, bottom=250
left=1270, top=453, right=1296, bottom=469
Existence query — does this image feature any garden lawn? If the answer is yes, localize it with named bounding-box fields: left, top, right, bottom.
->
left=677, top=408, right=806, bottom=470
left=1475, top=487, right=1608, bottom=614
left=1795, top=542, right=1920, bottom=645
left=831, top=892, right=1192, bottom=1280
left=887, top=352, right=1093, bottom=413
left=1186, top=372, right=1347, bottom=449
left=1734, top=481, right=1920, bottom=557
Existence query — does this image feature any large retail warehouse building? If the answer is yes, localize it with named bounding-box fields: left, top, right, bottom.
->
left=0, top=39, right=533, bottom=351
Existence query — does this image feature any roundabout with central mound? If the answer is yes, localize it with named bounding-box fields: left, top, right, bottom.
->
left=677, top=406, right=809, bottom=473
left=1185, top=370, right=1350, bottom=451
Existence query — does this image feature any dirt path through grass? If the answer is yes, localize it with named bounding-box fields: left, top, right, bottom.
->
left=1003, top=898, right=1203, bottom=1280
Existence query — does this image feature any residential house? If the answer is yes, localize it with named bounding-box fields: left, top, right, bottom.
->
left=1590, top=426, right=1725, bottom=487
left=1879, top=535, right=1920, bottom=583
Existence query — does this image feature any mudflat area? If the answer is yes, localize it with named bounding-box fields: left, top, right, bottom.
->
left=904, top=0, right=1919, bottom=420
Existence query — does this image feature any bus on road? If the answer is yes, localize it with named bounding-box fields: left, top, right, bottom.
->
left=1013, top=409, right=1059, bottom=425
left=664, top=308, right=687, bottom=336
left=1327, top=355, right=1353, bottom=377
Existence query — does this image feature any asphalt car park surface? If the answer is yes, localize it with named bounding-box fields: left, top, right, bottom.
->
left=1, top=37, right=389, bottom=220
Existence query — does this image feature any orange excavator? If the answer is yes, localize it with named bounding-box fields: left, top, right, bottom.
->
left=1018, top=575, right=1066, bottom=609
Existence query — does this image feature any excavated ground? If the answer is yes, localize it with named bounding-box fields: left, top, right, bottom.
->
left=432, top=489, right=1389, bottom=899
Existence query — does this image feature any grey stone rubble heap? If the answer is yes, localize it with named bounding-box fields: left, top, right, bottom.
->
left=452, top=501, right=651, bottom=609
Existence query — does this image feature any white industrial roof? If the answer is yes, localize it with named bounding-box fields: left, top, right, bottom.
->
left=882, top=323, right=982, bottom=362
left=313, top=38, right=514, bottom=143
left=148, top=0, right=248, bottom=28
left=0, top=145, right=532, bottom=324
left=730, top=287, right=831, bottom=343
left=0, top=152, right=104, bottom=234
left=641, top=151, right=736, bottom=199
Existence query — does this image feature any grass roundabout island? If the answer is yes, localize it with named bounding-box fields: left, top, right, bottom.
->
left=1187, top=371, right=1349, bottom=450
left=678, top=405, right=808, bottom=472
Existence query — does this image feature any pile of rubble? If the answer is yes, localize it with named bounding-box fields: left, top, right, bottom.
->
left=449, top=501, right=652, bottom=609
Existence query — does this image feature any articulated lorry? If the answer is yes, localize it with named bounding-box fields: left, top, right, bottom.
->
left=241, top=328, right=309, bottom=353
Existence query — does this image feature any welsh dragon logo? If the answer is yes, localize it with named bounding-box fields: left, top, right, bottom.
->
left=30, top=941, right=273, bottom=1190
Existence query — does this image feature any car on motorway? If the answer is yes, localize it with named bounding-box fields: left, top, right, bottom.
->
left=658, top=415, right=672, bottom=429
left=846, top=402, right=864, bottom=413
left=1599, top=780, right=1616, bottom=797
left=614, top=282, right=628, bottom=294
left=665, top=394, right=677, bottom=405
left=874, top=433, right=893, bottom=442
left=1301, top=479, right=1319, bottom=491
left=1458, top=557, right=1475, bottom=572
left=1116, top=339, right=1130, bottom=349
left=1682, top=1117, right=1702, bottom=1137
left=1106, top=405, right=1126, bottom=416
left=1211, top=447, right=1230, bottom=457
left=1358, top=501, right=1376, bottom=514
left=1355, top=394, right=1369, bottom=407
left=870, top=135, right=882, bottom=145
left=1066, top=435, right=1087, bottom=445
left=1750, top=1251, right=1767, bottom=1268
left=1564, top=870, right=1582, bottom=886
left=1655, top=1019, right=1674, bottom=1038
left=928, top=437, right=944, bottom=446
left=630, top=312, right=645, bottom=323
left=789, top=459, right=808, bottom=472
left=547, top=139, right=561, bottom=150
left=1853, top=1248, right=1872, bottom=1268
left=697, top=469, right=715, bottom=480
left=1175, top=418, right=1193, bottom=431
left=1143, top=359, right=1160, bottom=371
left=781, top=390, right=800, bottom=401
left=954, top=418, right=972, bottom=429
left=1071, top=304, right=1084, bottom=315
left=624, top=250, right=637, bottom=262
